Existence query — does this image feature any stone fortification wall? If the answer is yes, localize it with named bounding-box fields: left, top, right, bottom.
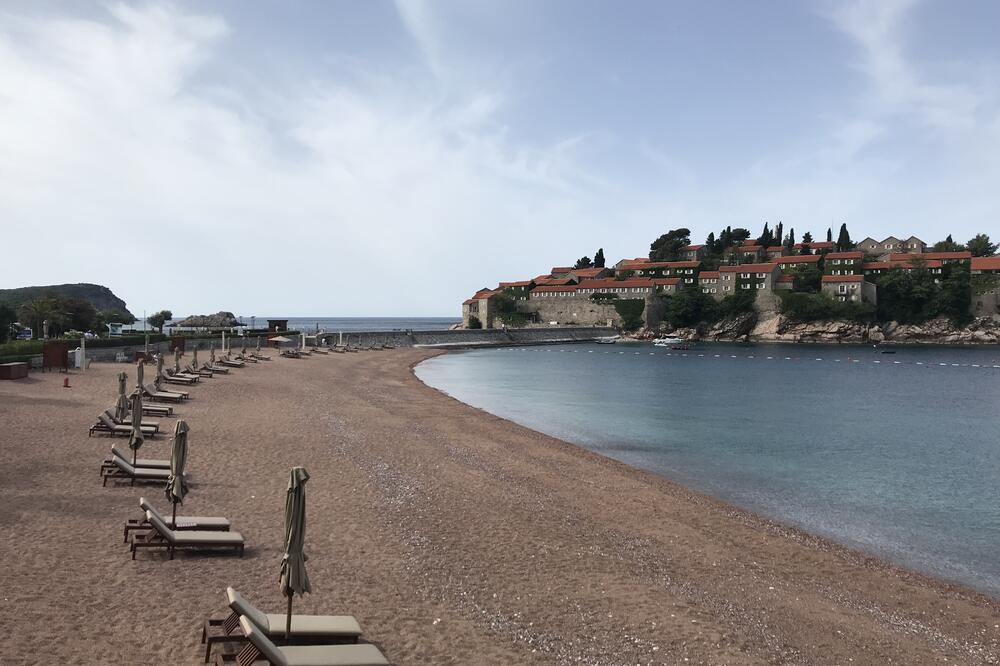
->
left=325, top=327, right=617, bottom=349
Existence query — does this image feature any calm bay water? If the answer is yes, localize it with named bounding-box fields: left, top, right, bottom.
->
left=416, top=342, right=1000, bottom=595
left=141, top=316, right=461, bottom=332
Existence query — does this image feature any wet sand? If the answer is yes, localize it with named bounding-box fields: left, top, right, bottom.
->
left=0, top=348, right=998, bottom=665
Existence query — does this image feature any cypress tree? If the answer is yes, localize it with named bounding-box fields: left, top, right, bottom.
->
left=594, top=248, right=605, bottom=268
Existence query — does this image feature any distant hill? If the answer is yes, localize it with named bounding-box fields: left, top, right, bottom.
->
left=0, top=283, right=133, bottom=317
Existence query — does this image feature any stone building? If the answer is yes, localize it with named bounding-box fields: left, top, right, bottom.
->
left=971, top=256, right=1000, bottom=317
left=698, top=271, right=722, bottom=300
left=793, top=241, right=835, bottom=254
left=775, top=255, right=821, bottom=272
left=820, top=275, right=877, bottom=306
left=824, top=251, right=864, bottom=275
left=679, top=244, right=708, bottom=261
left=857, top=236, right=926, bottom=256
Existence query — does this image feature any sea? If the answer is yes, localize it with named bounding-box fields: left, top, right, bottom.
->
left=415, top=341, right=1000, bottom=595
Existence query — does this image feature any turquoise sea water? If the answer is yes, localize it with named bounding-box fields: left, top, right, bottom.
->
left=142, top=316, right=461, bottom=332
left=416, top=342, right=1000, bottom=595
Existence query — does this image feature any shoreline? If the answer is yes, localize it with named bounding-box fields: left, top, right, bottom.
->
left=2, top=350, right=998, bottom=664
left=412, top=351, right=1000, bottom=604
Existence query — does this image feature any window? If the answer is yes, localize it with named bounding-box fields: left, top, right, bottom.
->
left=757, top=283, right=765, bottom=289
left=756, top=273, right=765, bottom=278
left=685, top=278, right=693, bottom=283
left=839, top=284, right=847, bottom=294
left=724, top=286, right=731, bottom=291
left=711, top=288, right=717, bottom=293
left=741, top=284, right=750, bottom=290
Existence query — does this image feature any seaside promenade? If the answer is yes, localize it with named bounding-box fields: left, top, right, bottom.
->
left=1, top=349, right=998, bottom=664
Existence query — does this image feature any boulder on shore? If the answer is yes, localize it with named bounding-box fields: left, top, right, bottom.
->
left=176, top=311, right=240, bottom=328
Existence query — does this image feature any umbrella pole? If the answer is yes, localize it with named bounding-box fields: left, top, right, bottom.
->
left=171, top=501, right=177, bottom=528
left=286, top=593, right=293, bottom=637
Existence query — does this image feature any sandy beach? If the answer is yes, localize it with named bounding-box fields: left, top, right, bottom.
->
left=1, top=348, right=998, bottom=665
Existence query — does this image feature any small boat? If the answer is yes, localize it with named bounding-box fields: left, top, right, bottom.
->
left=595, top=336, right=619, bottom=344
left=880, top=350, right=896, bottom=354
left=653, top=336, right=685, bottom=347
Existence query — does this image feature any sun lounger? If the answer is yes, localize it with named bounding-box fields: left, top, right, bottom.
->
left=251, top=353, right=272, bottom=361
left=101, top=454, right=173, bottom=486
left=130, top=510, right=244, bottom=560
left=124, top=497, right=230, bottom=543
left=140, top=402, right=173, bottom=417
left=106, top=445, right=169, bottom=469
left=234, top=616, right=386, bottom=666
left=204, top=363, right=230, bottom=373
left=310, top=348, right=329, bottom=355
left=162, top=372, right=198, bottom=385
left=202, top=588, right=363, bottom=662
left=90, top=413, right=157, bottom=438
left=218, top=357, right=246, bottom=368
left=144, top=383, right=187, bottom=402
left=187, top=364, right=214, bottom=377
left=103, top=409, right=159, bottom=432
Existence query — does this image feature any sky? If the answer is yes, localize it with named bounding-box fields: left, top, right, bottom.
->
left=1, top=1, right=999, bottom=317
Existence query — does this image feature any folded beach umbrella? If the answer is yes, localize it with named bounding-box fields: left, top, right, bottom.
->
left=114, top=371, right=129, bottom=422
left=241, top=336, right=247, bottom=355
left=127, top=390, right=144, bottom=466
left=164, top=420, right=189, bottom=527
left=192, top=346, right=199, bottom=370
left=210, top=343, right=216, bottom=366
left=256, top=337, right=261, bottom=353
left=280, top=466, right=311, bottom=637
left=156, top=354, right=165, bottom=386
left=174, top=347, right=182, bottom=374
left=136, top=359, right=144, bottom=392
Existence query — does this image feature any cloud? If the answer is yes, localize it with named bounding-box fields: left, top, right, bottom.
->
left=0, top=3, right=619, bottom=316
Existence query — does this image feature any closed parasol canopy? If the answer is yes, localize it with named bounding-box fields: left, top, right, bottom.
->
left=164, top=420, right=190, bottom=527
left=279, top=467, right=311, bottom=636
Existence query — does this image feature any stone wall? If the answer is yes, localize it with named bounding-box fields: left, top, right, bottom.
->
left=312, top=327, right=616, bottom=349
left=521, top=296, right=622, bottom=327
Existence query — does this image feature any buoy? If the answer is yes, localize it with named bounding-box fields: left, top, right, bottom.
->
left=63, top=377, right=70, bottom=388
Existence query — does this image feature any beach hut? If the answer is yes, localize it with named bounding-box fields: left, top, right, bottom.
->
left=280, top=467, right=311, bottom=636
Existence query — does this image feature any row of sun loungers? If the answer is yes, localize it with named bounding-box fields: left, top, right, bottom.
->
left=90, top=412, right=159, bottom=438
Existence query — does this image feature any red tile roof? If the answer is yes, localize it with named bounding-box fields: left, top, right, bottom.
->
left=971, top=256, right=1000, bottom=271
left=462, top=298, right=478, bottom=306
left=578, top=278, right=655, bottom=289
left=698, top=271, right=721, bottom=279
left=794, top=241, right=835, bottom=250
left=680, top=244, right=704, bottom=251
left=569, top=267, right=608, bottom=277
left=741, top=240, right=759, bottom=247
left=824, top=251, right=864, bottom=260
left=863, top=259, right=943, bottom=270
left=776, top=255, right=822, bottom=264
left=532, top=285, right=578, bottom=294
left=776, top=275, right=795, bottom=283
left=821, top=275, right=864, bottom=283
left=766, top=246, right=785, bottom=252
left=888, top=251, right=971, bottom=261
left=498, top=280, right=533, bottom=288
left=534, top=277, right=576, bottom=286
left=652, top=278, right=682, bottom=286
left=719, top=262, right=778, bottom=272
left=550, top=266, right=575, bottom=274
left=618, top=259, right=699, bottom=271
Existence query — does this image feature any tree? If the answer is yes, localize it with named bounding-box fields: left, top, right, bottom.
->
left=593, top=248, right=606, bottom=268
left=649, top=228, right=691, bottom=262
left=467, top=316, right=482, bottom=329
left=966, top=234, right=997, bottom=257
left=147, top=310, right=173, bottom=333
left=0, top=303, right=15, bottom=342
left=827, top=228, right=833, bottom=243
left=802, top=231, right=813, bottom=243
left=835, top=223, right=854, bottom=252
left=16, top=296, right=68, bottom=338
left=574, top=256, right=593, bottom=269
left=730, top=228, right=752, bottom=244
left=932, top=234, right=964, bottom=252
left=63, top=298, right=98, bottom=332
left=99, top=309, right=136, bottom=325
left=800, top=231, right=813, bottom=255
left=664, top=287, right=719, bottom=328
left=783, top=228, right=795, bottom=253
left=756, top=222, right=774, bottom=248
left=775, top=222, right=783, bottom=247
left=705, top=232, right=717, bottom=254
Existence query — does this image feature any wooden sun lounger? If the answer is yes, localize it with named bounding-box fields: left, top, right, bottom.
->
left=187, top=365, right=214, bottom=378
left=204, top=363, right=230, bottom=374
left=103, top=409, right=159, bottom=432
left=124, top=497, right=230, bottom=543
left=162, top=372, right=198, bottom=385
left=310, top=348, right=329, bottom=355
left=144, top=383, right=187, bottom=402
left=90, top=413, right=157, bottom=438
left=218, top=358, right=245, bottom=368
left=130, top=510, right=244, bottom=560
left=250, top=353, right=272, bottom=361
left=202, top=588, right=362, bottom=662
left=142, top=403, right=173, bottom=417
left=232, top=617, right=386, bottom=666
left=101, top=454, right=174, bottom=487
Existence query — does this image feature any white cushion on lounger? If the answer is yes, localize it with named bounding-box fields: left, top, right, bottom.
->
left=239, top=617, right=388, bottom=666
left=139, top=498, right=229, bottom=529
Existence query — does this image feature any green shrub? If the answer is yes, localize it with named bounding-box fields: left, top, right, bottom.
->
left=613, top=299, right=645, bottom=330
left=468, top=316, right=482, bottom=329
left=778, top=291, right=874, bottom=323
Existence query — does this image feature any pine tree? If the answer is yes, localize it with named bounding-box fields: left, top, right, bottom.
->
left=706, top=232, right=716, bottom=254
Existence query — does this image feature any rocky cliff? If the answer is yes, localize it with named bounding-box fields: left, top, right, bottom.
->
left=673, top=315, right=1000, bottom=345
